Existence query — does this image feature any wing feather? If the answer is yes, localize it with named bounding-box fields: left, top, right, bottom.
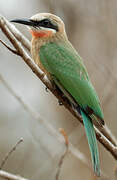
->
left=39, top=42, right=104, bottom=121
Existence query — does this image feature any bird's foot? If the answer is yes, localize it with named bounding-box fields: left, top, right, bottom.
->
left=58, top=100, right=63, bottom=106
left=45, top=87, right=48, bottom=92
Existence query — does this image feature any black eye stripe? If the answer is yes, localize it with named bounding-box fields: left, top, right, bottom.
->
left=30, top=19, right=58, bottom=32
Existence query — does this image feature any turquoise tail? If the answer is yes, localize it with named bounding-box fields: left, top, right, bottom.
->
left=80, top=110, right=100, bottom=176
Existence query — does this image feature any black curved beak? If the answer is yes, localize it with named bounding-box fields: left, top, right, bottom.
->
left=10, top=18, right=37, bottom=27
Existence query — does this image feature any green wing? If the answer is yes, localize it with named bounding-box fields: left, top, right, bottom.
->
left=39, top=41, right=104, bottom=122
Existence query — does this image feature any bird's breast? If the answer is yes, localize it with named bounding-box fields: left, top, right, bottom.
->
left=31, top=38, right=51, bottom=77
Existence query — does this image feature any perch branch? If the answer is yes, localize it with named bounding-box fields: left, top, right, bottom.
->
left=0, top=74, right=109, bottom=179
left=4, top=17, right=31, bottom=51
left=0, top=15, right=117, bottom=160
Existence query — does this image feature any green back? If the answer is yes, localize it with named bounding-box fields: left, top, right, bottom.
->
left=39, top=41, right=104, bottom=120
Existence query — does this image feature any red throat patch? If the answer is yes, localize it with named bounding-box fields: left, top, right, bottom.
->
left=29, top=29, right=52, bottom=38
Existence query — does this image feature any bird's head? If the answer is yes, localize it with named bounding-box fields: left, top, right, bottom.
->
left=11, top=13, right=65, bottom=38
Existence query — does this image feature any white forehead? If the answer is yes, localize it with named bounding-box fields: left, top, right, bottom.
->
left=30, top=13, right=63, bottom=24
left=30, top=13, right=46, bottom=21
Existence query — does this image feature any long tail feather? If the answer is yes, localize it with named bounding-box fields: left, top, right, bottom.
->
left=80, top=109, right=100, bottom=176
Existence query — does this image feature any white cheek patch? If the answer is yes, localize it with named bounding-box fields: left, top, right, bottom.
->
left=39, top=26, right=56, bottom=34
left=27, top=26, right=56, bottom=34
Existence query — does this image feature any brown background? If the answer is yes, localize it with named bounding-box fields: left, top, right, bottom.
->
left=0, top=0, right=117, bottom=179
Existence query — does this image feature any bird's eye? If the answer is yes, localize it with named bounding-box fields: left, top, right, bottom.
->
left=42, top=19, right=50, bottom=26
left=38, top=18, right=58, bottom=31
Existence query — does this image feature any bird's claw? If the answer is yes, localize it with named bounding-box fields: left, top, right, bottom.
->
left=45, top=87, right=48, bottom=92
left=58, top=100, right=63, bottom=106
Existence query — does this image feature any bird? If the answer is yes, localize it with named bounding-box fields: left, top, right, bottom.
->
left=11, top=13, right=104, bottom=176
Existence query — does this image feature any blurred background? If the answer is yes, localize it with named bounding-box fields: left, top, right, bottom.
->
left=0, top=0, right=117, bottom=179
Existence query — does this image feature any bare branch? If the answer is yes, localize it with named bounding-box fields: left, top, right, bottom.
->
left=0, top=16, right=30, bottom=51
left=0, top=73, right=92, bottom=170
left=56, top=129, right=69, bottom=180
left=0, top=138, right=23, bottom=170
left=99, top=125, right=117, bottom=146
left=0, top=15, right=117, bottom=161
left=59, top=128, right=69, bottom=147
left=0, top=170, right=29, bottom=180
left=0, top=73, right=110, bottom=179
left=0, top=39, right=20, bottom=55
left=0, top=73, right=87, bottom=163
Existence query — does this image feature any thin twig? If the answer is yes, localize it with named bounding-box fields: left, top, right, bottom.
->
left=56, top=129, right=69, bottom=180
left=0, top=39, right=20, bottom=55
left=0, top=138, right=23, bottom=170
left=0, top=73, right=95, bottom=172
left=59, top=128, right=69, bottom=147
left=0, top=170, right=29, bottom=180
left=0, top=15, right=117, bottom=160
left=0, top=73, right=110, bottom=179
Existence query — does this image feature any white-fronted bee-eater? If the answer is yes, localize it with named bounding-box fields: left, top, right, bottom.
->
left=11, top=13, right=104, bottom=176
